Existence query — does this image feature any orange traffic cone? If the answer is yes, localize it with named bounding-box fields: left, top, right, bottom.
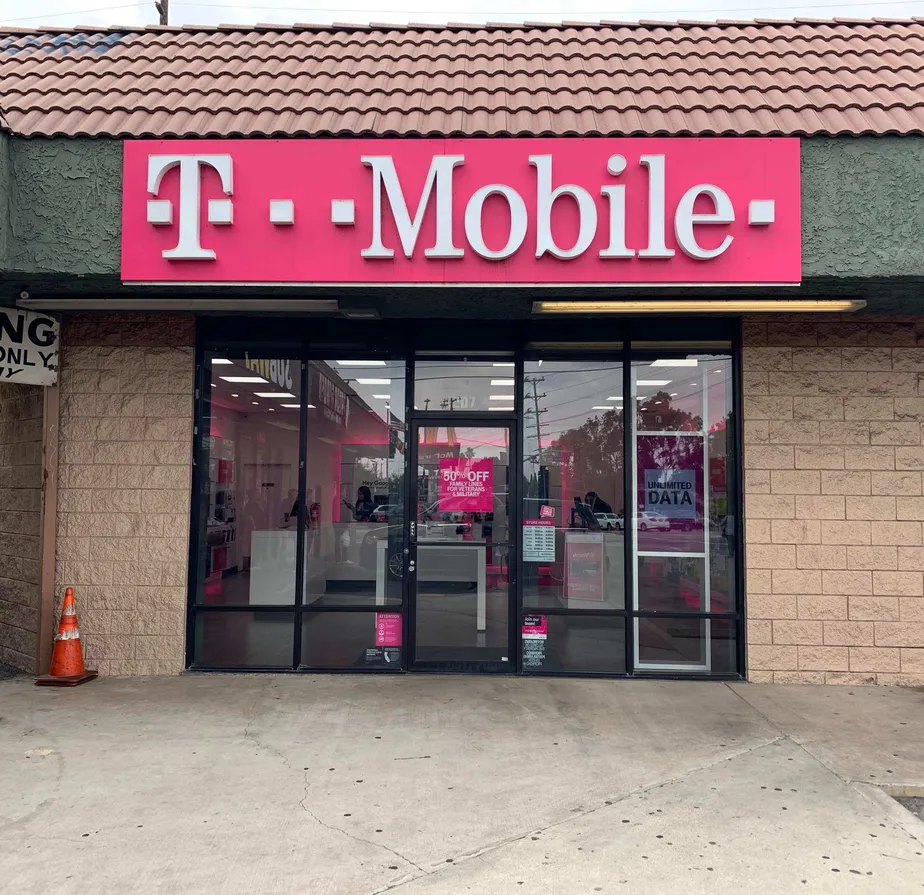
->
left=35, top=588, right=98, bottom=687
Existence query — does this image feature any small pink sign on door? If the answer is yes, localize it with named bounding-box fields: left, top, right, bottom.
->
left=375, top=612, right=402, bottom=647
left=438, top=458, right=493, bottom=513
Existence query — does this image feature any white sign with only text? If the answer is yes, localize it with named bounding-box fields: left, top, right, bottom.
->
left=0, top=307, right=59, bottom=386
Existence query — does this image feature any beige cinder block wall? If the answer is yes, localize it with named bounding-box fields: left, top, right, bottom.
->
left=744, top=316, right=924, bottom=685
left=0, top=382, right=44, bottom=673
left=55, top=313, right=194, bottom=675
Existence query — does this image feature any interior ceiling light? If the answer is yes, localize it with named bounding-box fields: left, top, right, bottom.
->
left=533, top=299, right=867, bottom=314
left=489, top=395, right=515, bottom=401
left=221, top=376, right=267, bottom=383
left=336, top=360, right=386, bottom=366
left=606, top=396, right=622, bottom=401
left=212, top=358, right=233, bottom=365
left=372, top=394, right=390, bottom=400
left=489, top=406, right=514, bottom=411
left=493, top=362, right=515, bottom=367
left=636, top=379, right=672, bottom=386
left=231, top=393, right=239, bottom=397
left=491, top=379, right=515, bottom=386
left=650, top=358, right=698, bottom=367
left=280, top=404, right=300, bottom=408
left=356, top=378, right=391, bottom=385
left=592, top=405, right=614, bottom=410
left=254, top=392, right=296, bottom=398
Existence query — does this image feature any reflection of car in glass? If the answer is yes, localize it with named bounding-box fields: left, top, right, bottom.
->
left=669, top=518, right=700, bottom=532
left=636, top=512, right=671, bottom=532
left=594, top=512, right=623, bottom=531
left=370, top=504, right=398, bottom=522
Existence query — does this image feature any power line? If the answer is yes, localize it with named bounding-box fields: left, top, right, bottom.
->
left=4, top=0, right=924, bottom=27
left=1, top=4, right=137, bottom=23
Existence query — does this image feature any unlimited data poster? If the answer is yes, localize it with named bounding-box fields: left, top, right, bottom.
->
left=636, top=435, right=705, bottom=553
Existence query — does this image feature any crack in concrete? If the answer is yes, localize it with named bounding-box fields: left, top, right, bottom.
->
left=238, top=680, right=428, bottom=882
left=298, top=781, right=427, bottom=877
left=375, top=734, right=786, bottom=894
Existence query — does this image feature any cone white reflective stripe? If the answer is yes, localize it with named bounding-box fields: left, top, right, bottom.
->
left=55, top=628, right=81, bottom=641
left=62, top=603, right=76, bottom=616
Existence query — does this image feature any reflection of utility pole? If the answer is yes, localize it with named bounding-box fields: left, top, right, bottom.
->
left=155, top=0, right=168, bottom=24
left=524, top=376, right=547, bottom=456
left=440, top=397, right=457, bottom=410
left=423, top=398, right=430, bottom=411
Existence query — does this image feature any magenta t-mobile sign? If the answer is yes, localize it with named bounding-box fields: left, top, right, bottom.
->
left=121, top=138, right=801, bottom=285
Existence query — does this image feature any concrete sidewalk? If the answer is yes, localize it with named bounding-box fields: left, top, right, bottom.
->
left=1, top=676, right=923, bottom=894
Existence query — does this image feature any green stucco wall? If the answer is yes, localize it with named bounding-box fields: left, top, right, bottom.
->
left=8, top=137, right=121, bottom=276
left=802, top=137, right=924, bottom=279
left=0, top=135, right=923, bottom=282
left=0, top=133, right=10, bottom=272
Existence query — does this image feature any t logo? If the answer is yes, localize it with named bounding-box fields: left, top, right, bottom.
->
left=146, top=154, right=233, bottom=260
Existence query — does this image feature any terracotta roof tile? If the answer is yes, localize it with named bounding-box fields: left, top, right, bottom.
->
left=1, top=19, right=924, bottom=137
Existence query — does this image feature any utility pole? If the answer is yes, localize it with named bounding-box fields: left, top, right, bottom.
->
left=524, top=376, right=547, bottom=456
left=155, top=0, right=168, bottom=25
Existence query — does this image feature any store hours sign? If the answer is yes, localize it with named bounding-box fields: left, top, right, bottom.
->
left=121, top=138, right=801, bottom=286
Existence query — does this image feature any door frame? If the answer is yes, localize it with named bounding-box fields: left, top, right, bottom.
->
left=405, top=414, right=520, bottom=673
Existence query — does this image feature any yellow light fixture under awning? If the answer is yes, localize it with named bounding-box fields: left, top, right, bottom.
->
left=532, top=299, right=866, bottom=315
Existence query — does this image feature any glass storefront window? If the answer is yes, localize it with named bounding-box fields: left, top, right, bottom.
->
left=521, top=614, right=626, bottom=674
left=302, top=360, right=406, bottom=609
left=195, top=611, right=294, bottom=667
left=189, top=335, right=741, bottom=678
left=630, top=351, right=738, bottom=672
left=637, top=617, right=737, bottom=674
left=196, top=354, right=302, bottom=607
left=521, top=360, right=625, bottom=612
left=302, top=611, right=403, bottom=669
left=414, top=359, right=515, bottom=412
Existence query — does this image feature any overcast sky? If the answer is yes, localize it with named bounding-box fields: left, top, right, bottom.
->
left=1, top=0, right=923, bottom=30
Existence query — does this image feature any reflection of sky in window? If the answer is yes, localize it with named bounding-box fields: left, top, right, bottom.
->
left=632, top=357, right=732, bottom=432
left=415, top=361, right=514, bottom=411
left=522, top=357, right=732, bottom=466
left=523, top=362, right=623, bottom=452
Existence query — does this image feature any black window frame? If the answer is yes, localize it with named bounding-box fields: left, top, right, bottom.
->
left=185, top=314, right=745, bottom=679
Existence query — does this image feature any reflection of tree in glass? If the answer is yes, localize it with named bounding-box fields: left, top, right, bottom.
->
left=556, top=409, right=625, bottom=502
left=637, top=393, right=703, bottom=473
left=637, top=390, right=702, bottom=432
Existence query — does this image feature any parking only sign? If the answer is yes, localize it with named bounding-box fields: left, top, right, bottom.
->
left=0, top=307, right=59, bottom=386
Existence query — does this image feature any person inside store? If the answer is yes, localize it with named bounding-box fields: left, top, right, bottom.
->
left=343, top=485, right=375, bottom=522
left=569, top=495, right=601, bottom=530
left=585, top=490, right=613, bottom=515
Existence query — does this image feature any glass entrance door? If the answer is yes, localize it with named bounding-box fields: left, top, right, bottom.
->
left=409, top=422, right=515, bottom=671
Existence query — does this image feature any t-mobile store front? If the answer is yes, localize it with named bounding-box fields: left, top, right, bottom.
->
left=124, top=136, right=803, bottom=677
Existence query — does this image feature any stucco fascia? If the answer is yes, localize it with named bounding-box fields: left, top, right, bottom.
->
left=4, top=135, right=924, bottom=282
left=0, top=132, right=10, bottom=271
left=801, top=136, right=924, bottom=279
left=9, top=137, right=121, bottom=275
